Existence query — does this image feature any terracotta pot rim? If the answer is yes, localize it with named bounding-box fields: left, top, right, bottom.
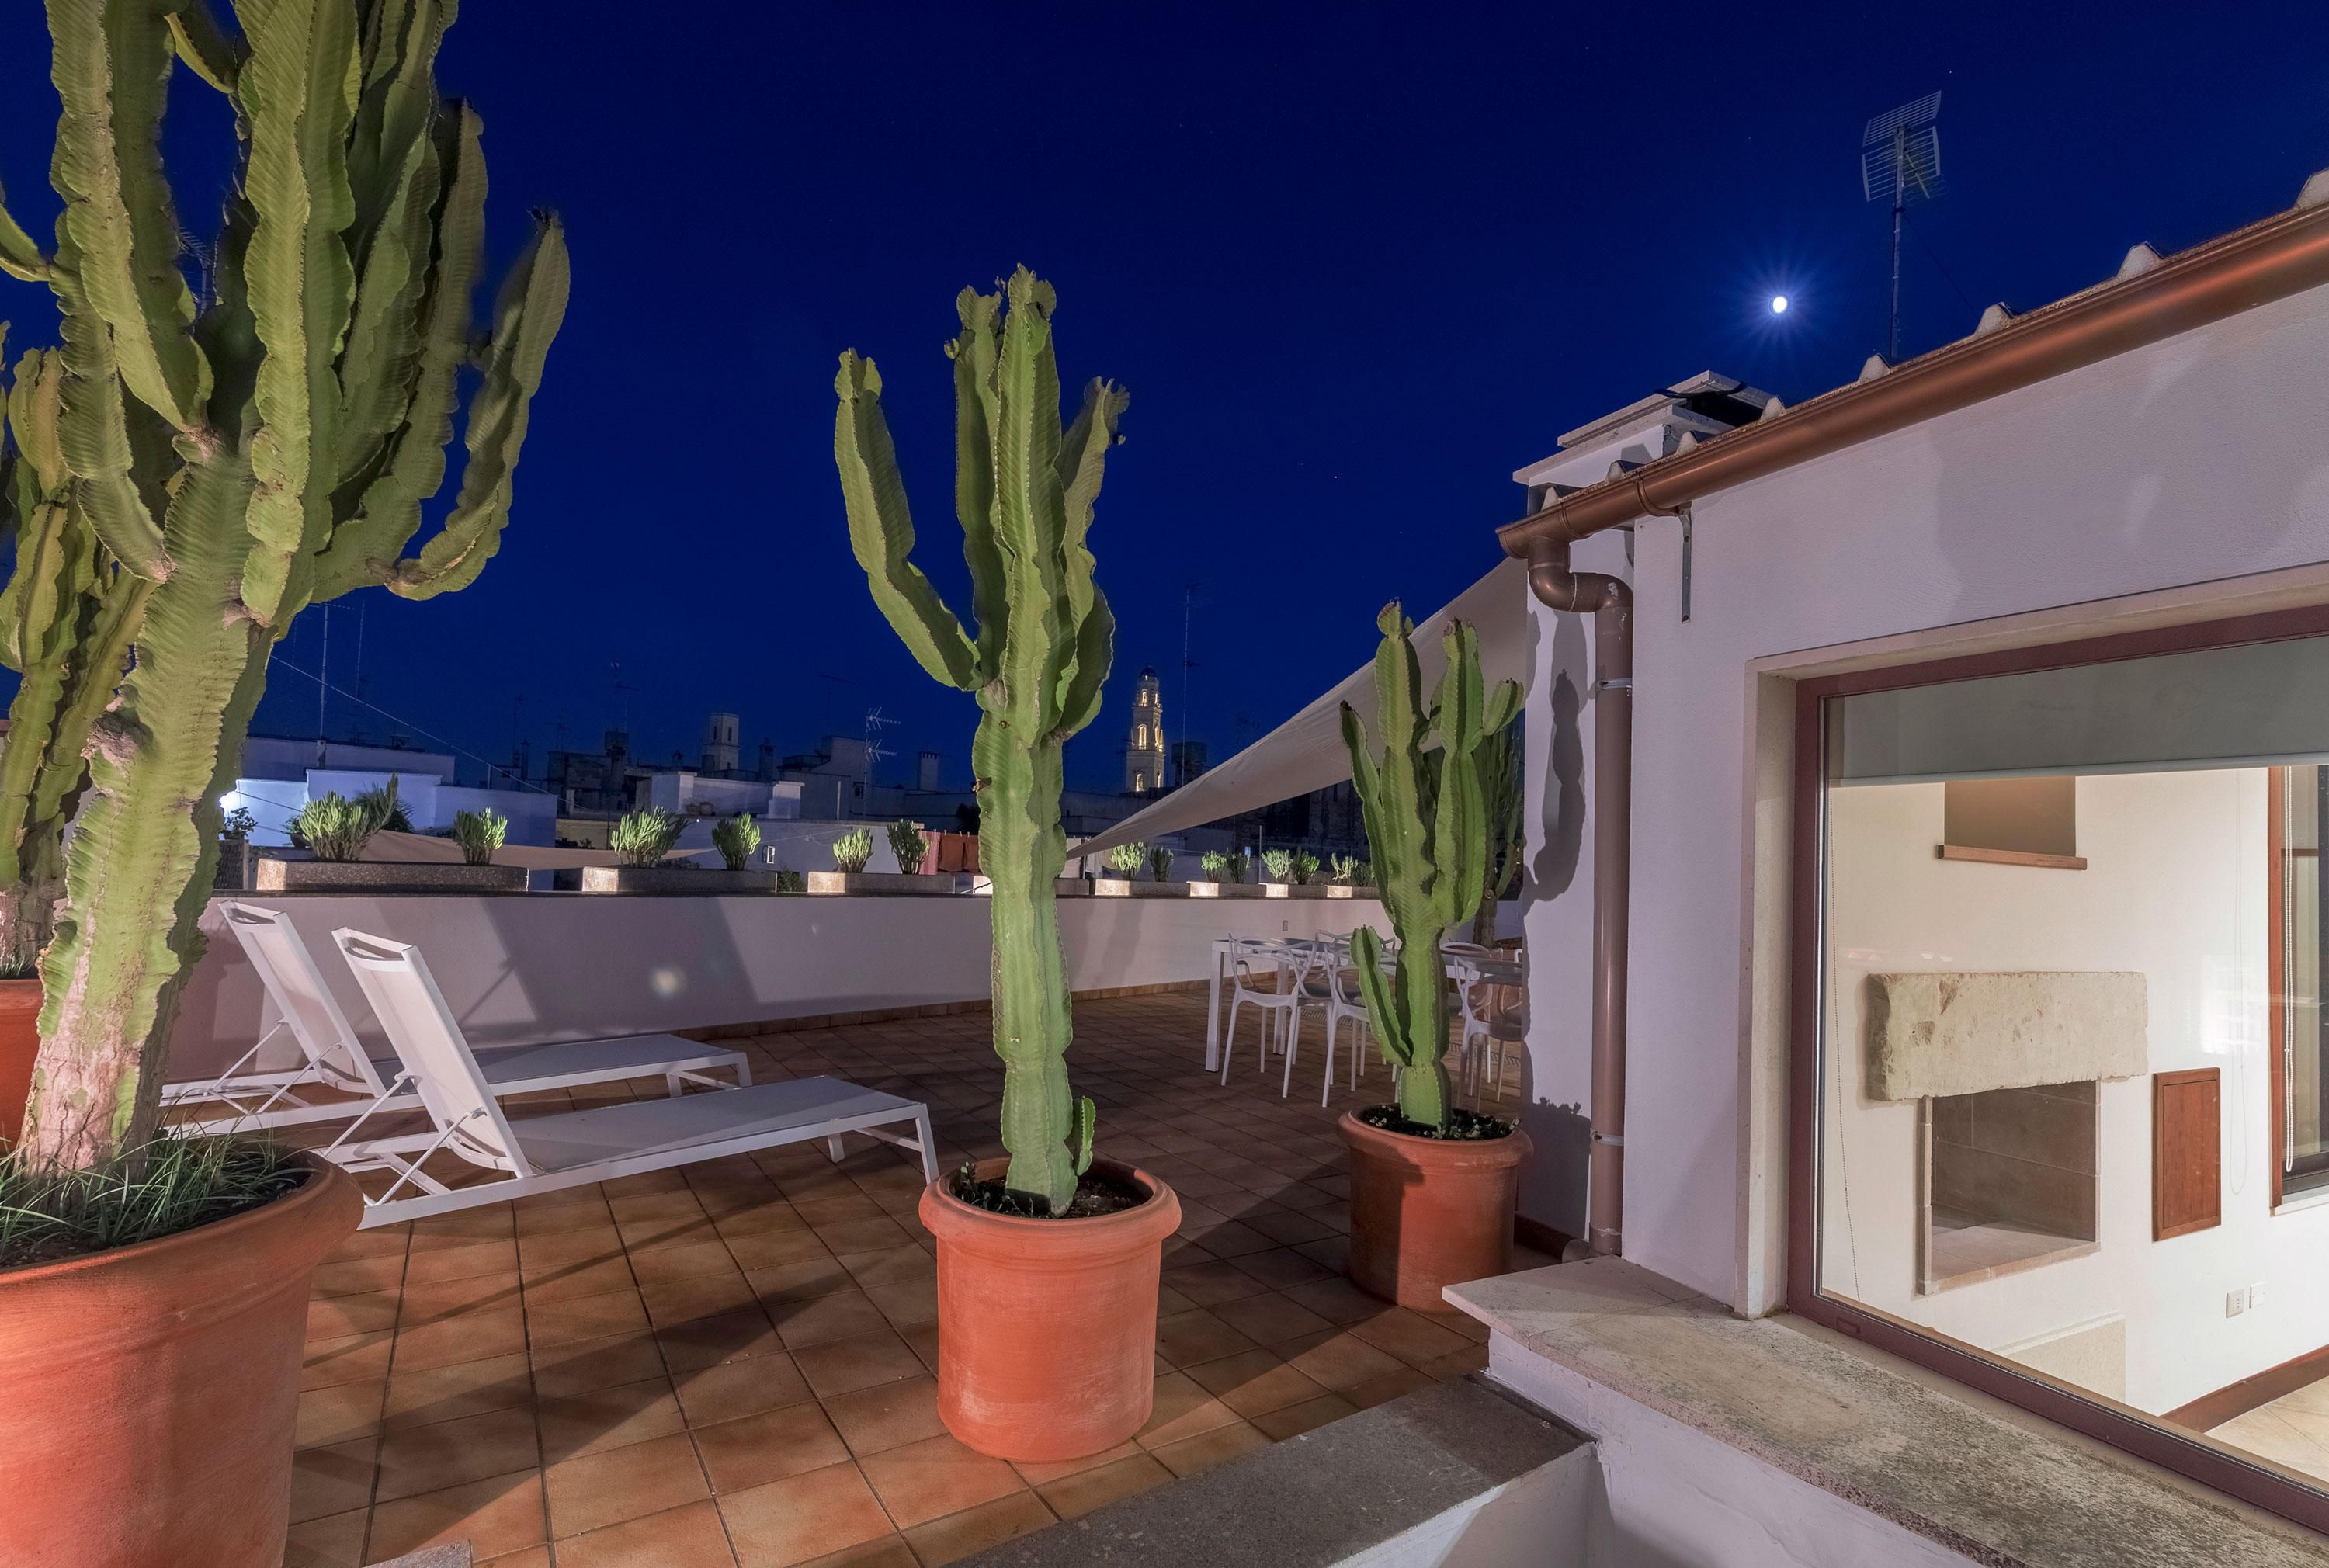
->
left=0, top=1149, right=353, bottom=1286
left=922, top=1156, right=1182, bottom=1241
left=1338, top=1108, right=1532, bottom=1167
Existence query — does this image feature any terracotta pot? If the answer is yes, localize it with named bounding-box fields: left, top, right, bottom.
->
left=0, top=977, right=39, bottom=1150
left=1339, top=1110, right=1532, bottom=1309
left=0, top=1153, right=363, bottom=1568
left=920, top=1158, right=1181, bottom=1462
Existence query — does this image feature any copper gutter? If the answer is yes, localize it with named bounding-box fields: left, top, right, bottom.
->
left=1507, top=193, right=2329, bottom=1262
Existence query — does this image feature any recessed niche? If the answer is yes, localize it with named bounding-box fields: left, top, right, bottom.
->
left=1921, top=1081, right=2099, bottom=1294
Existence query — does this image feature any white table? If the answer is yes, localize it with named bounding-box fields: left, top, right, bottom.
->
left=1201, top=936, right=1519, bottom=1074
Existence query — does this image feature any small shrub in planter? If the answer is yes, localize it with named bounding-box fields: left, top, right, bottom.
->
left=1192, top=849, right=1260, bottom=898
left=776, top=869, right=806, bottom=893
left=713, top=813, right=762, bottom=870
left=611, top=808, right=688, bottom=867
left=1104, top=841, right=1146, bottom=877
left=887, top=820, right=928, bottom=873
left=831, top=826, right=875, bottom=874
left=291, top=793, right=380, bottom=862
left=1260, top=848, right=1293, bottom=883
left=1332, top=853, right=1372, bottom=886
left=1147, top=845, right=1173, bottom=883
left=1290, top=848, right=1321, bottom=885
left=453, top=809, right=508, bottom=866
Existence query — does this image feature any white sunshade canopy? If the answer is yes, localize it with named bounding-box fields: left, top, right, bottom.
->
left=1077, top=555, right=1532, bottom=862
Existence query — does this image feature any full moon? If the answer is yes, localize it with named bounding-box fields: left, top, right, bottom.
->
left=1769, top=294, right=1790, bottom=315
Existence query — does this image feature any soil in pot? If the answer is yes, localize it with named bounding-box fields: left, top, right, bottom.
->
left=1340, top=1107, right=1531, bottom=1310
left=946, top=1165, right=1147, bottom=1218
left=921, top=1157, right=1182, bottom=1462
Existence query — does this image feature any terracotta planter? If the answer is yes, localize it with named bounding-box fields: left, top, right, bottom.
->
left=0, top=978, right=38, bottom=1150
left=0, top=1154, right=363, bottom=1567
left=1339, top=1110, right=1531, bottom=1309
left=920, top=1158, right=1181, bottom=1462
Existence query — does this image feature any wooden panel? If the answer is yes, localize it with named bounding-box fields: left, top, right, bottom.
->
left=2164, top=1341, right=2329, bottom=1431
left=1936, top=845, right=2089, bottom=871
left=2270, top=768, right=2286, bottom=1209
left=2153, top=1069, right=2222, bottom=1240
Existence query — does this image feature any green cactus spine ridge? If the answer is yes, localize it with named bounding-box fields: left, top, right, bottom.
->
left=835, top=268, right=1125, bottom=1214
left=6, top=1, right=567, bottom=1171
left=1339, top=603, right=1521, bottom=1131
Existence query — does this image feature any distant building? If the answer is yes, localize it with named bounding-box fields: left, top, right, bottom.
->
left=701, top=711, right=740, bottom=774
left=1124, top=667, right=1166, bottom=793
left=1171, top=740, right=1208, bottom=787
left=225, top=732, right=555, bottom=847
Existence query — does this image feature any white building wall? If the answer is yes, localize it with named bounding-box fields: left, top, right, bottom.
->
left=1517, top=278, right=2329, bottom=1309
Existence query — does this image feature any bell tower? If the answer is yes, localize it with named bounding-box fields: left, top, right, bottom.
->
left=1123, top=668, right=1165, bottom=793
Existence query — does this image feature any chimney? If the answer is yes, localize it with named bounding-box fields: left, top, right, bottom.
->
left=917, top=751, right=942, bottom=793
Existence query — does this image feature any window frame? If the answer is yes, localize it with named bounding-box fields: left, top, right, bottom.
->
left=2269, top=765, right=2329, bottom=1204
left=1787, top=600, right=2329, bottom=1539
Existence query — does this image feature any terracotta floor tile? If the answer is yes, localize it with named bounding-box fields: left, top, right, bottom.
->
left=514, top=1197, right=617, bottom=1237
left=401, top=1271, right=525, bottom=1323
left=1158, top=1260, right=1272, bottom=1307
left=1135, top=1373, right=1241, bottom=1448
left=366, top=1469, right=548, bottom=1561
left=515, top=1224, right=627, bottom=1272
left=644, top=1270, right=764, bottom=1327
left=1154, top=1308, right=1260, bottom=1369
left=384, top=1351, right=534, bottom=1430
left=770, top=1289, right=894, bottom=1349
left=1244, top=1207, right=1338, bottom=1245
left=374, top=1405, right=541, bottom=1502
left=856, top=1431, right=1025, bottom=1529
left=526, top=1331, right=663, bottom=1399
left=296, top=1379, right=385, bottom=1449
left=404, top=1240, right=522, bottom=1285
left=719, top=1461, right=895, bottom=1568
left=713, top=1202, right=813, bottom=1240
left=741, top=1248, right=852, bottom=1295
left=323, top=1226, right=409, bottom=1263
left=1348, top=1365, right=1437, bottom=1409
left=480, top=1549, right=553, bottom=1568
left=622, top=1216, right=728, bottom=1254
left=521, top=1254, right=639, bottom=1303
left=307, top=1289, right=401, bottom=1341
left=901, top=1489, right=1055, bottom=1565
left=792, top=1537, right=917, bottom=1568
left=1346, top=1306, right=1473, bottom=1367
left=1251, top=1391, right=1359, bottom=1440
left=392, top=1305, right=530, bottom=1371
left=810, top=1216, right=913, bottom=1255
left=631, top=1238, right=747, bottom=1285
left=281, top=1507, right=366, bottom=1568
left=862, top=1278, right=938, bottom=1330
left=1277, top=1276, right=1393, bottom=1326
left=1034, top=1451, right=1173, bottom=1519
left=1209, top=1292, right=1335, bottom=1348
left=1151, top=1418, right=1270, bottom=1477
left=835, top=1245, right=934, bottom=1289
left=311, top=1254, right=406, bottom=1298
left=289, top=1437, right=376, bottom=1524
left=658, top=1305, right=786, bottom=1372
left=554, top=1498, right=740, bottom=1568
left=609, top=1190, right=709, bottom=1227
left=693, top=1400, right=852, bottom=1493
left=1226, top=1246, right=1336, bottom=1291
left=545, top=1429, right=710, bottom=1539
left=819, top=1374, right=946, bottom=1457
left=304, top=1330, right=394, bottom=1390
left=539, top=1375, right=688, bottom=1462
left=526, top=1288, right=652, bottom=1348
left=412, top=1206, right=518, bottom=1243
left=899, top=1322, right=942, bottom=1376
left=1182, top=1219, right=1276, bottom=1258
left=793, top=1330, right=928, bottom=1400
left=1007, top=1439, right=1141, bottom=1489
left=792, top=1193, right=885, bottom=1226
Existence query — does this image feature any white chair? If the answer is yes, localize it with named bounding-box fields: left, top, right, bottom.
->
left=328, top=928, right=939, bottom=1228
left=169, top=903, right=751, bottom=1137
left=1457, top=950, right=1526, bottom=1102
left=1294, top=935, right=1376, bottom=1105
left=1220, top=938, right=1309, bottom=1090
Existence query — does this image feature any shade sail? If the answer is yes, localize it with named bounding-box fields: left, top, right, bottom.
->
left=1076, top=555, right=1531, bottom=862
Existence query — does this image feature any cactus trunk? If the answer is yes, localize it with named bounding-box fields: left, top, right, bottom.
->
left=835, top=269, right=1124, bottom=1213
left=2, top=1, right=566, bottom=1169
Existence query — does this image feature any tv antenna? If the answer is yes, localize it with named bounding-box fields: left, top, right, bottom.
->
left=863, top=708, right=900, bottom=791
left=1862, top=91, right=1943, bottom=363
left=1178, top=579, right=1206, bottom=785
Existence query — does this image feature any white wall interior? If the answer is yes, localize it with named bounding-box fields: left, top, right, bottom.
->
left=1512, top=278, right=2329, bottom=1307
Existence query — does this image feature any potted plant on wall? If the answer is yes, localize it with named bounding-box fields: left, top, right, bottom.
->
left=1338, top=605, right=1532, bottom=1307
left=1192, top=848, right=1262, bottom=899
left=581, top=807, right=690, bottom=891
left=0, top=4, right=565, bottom=1562
left=807, top=822, right=970, bottom=894
left=834, top=267, right=1179, bottom=1461
left=259, top=787, right=527, bottom=893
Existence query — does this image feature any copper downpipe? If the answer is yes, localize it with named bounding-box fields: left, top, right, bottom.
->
left=1510, top=191, right=2329, bottom=1263
left=1527, top=539, right=1631, bottom=1257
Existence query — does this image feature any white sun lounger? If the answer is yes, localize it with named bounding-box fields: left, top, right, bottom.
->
left=330, top=927, right=939, bottom=1228
left=169, top=903, right=751, bottom=1137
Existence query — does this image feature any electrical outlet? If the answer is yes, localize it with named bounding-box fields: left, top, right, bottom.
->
left=2226, top=1289, right=2247, bottom=1318
left=2248, top=1282, right=2266, bottom=1311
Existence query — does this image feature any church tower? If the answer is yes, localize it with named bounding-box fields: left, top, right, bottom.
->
left=1124, top=668, right=1166, bottom=793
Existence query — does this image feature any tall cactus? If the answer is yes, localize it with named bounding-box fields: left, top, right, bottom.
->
left=834, top=269, right=1125, bottom=1213
left=1340, top=605, right=1522, bottom=1130
left=0, top=0, right=567, bottom=1171
left=0, top=338, right=151, bottom=976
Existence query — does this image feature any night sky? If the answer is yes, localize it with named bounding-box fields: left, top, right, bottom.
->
left=1, top=4, right=2323, bottom=791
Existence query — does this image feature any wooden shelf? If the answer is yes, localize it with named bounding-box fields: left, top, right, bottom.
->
left=1936, top=845, right=2088, bottom=871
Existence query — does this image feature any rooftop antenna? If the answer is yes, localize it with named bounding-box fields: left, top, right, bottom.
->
left=1178, top=578, right=1206, bottom=784
left=863, top=707, right=899, bottom=793
left=1862, top=91, right=1944, bottom=363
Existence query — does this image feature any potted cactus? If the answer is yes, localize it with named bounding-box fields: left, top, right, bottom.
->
left=0, top=5, right=562, bottom=1563
left=835, top=268, right=1178, bottom=1462
left=1337, top=605, right=1531, bottom=1308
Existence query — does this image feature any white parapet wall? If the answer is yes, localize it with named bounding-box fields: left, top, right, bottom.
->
left=168, top=890, right=1389, bottom=1081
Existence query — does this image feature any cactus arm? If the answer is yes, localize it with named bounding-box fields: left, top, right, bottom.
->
left=834, top=351, right=981, bottom=690
left=234, top=0, right=361, bottom=626
left=334, top=95, right=440, bottom=492
left=1055, top=376, right=1126, bottom=627
left=387, top=212, right=567, bottom=598
left=1071, top=1094, right=1095, bottom=1177
left=949, top=287, right=1005, bottom=678
left=1347, top=924, right=1409, bottom=1068
left=1056, top=588, right=1114, bottom=740
left=0, top=179, right=53, bottom=282
left=990, top=270, right=1072, bottom=735
left=311, top=99, right=482, bottom=598
left=50, top=252, right=173, bottom=579
left=45, top=0, right=213, bottom=433
left=165, top=0, right=244, bottom=93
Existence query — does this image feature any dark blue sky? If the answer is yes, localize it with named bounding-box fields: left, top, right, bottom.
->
left=2, top=3, right=2324, bottom=789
